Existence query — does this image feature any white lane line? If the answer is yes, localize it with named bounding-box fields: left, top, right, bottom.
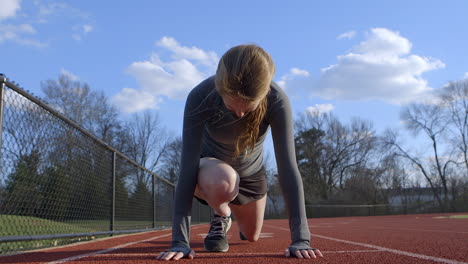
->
left=45, top=226, right=204, bottom=264
left=321, top=250, right=385, bottom=254
left=265, top=225, right=468, bottom=264
left=258, top=233, right=274, bottom=238
left=361, top=226, right=468, bottom=234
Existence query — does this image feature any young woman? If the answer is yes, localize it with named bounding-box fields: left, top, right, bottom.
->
left=157, top=44, right=323, bottom=260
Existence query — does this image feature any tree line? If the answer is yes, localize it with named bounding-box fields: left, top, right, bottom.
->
left=288, top=78, right=468, bottom=214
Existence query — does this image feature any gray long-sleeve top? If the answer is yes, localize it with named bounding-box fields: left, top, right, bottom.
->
left=171, top=76, right=310, bottom=250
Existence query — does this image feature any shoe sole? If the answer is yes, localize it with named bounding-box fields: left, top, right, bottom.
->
left=204, top=244, right=229, bottom=252
left=226, top=217, right=232, bottom=233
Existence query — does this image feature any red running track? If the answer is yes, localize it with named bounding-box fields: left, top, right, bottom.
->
left=1, top=213, right=467, bottom=264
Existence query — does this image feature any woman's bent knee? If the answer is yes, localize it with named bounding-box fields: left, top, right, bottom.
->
left=197, top=158, right=240, bottom=203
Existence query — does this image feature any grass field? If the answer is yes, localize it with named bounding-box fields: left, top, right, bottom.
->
left=449, top=215, right=468, bottom=219
left=0, top=215, right=171, bottom=255
left=0, top=215, right=96, bottom=254
left=433, top=214, right=468, bottom=219
left=0, top=215, right=96, bottom=236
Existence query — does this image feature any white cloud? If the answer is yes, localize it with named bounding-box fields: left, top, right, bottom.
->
left=0, top=0, right=21, bottom=21
left=0, top=23, right=35, bottom=37
left=83, top=24, right=93, bottom=33
left=291, top=68, right=310, bottom=77
left=306, top=104, right=335, bottom=116
left=277, top=67, right=311, bottom=90
left=156, top=37, right=218, bottom=68
left=60, top=69, right=79, bottom=81
left=14, top=37, right=47, bottom=47
left=36, top=2, right=87, bottom=23
left=111, top=88, right=162, bottom=113
left=337, top=31, right=356, bottom=40
left=0, top=23, right=47, bottom=47
left=1, top=2, right=91, bottom=47
left=72, top=24, right=93, bottom=41
left=112, top=37, right=218, bottom=112
left=37, top=2, right=63, bottom=18
left=315, top=28, right=444, bottom=104
left=464, top=72, right=468, bottom=80
left=354, top=28, right=412, bottom=56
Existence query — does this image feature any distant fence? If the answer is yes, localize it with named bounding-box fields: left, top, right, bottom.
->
left=0, top=75, right=211, bottom=255
left=265, top=199, right=453, bottom=219
left=304, top=203, right=442, bottom=218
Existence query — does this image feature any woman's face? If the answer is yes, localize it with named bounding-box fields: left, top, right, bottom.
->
left=222, top=95, right=260, bottom=118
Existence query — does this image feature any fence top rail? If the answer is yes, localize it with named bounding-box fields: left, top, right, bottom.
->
left=0, top=74, right=174, bottom=187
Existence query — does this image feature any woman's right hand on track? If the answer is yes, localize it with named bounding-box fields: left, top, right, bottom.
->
left=156, top=249, right=195, bottom=260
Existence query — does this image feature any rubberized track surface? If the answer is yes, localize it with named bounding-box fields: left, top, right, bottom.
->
left=1, top=213, right=467, bottom=263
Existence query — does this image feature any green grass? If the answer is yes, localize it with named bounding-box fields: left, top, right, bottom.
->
left=0, top=215, right=171, bottom=255
left=0, top=215, right=97, bottom=255
left=448, top=215, right=468, bottom=219
left=433, top=214, right=468, bottom=219
left=0, top=215, right=94, bottom=236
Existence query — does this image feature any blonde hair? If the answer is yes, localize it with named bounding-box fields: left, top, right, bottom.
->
left=215, top=44, right=275, bottom=158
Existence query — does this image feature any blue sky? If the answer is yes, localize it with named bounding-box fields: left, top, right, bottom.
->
left=1, top=0, right=468, bottom=160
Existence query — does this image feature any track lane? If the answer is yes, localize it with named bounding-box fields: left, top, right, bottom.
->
left=0, top=214, right=466, bottom=264
left=305, top=214, right=468, bottom=262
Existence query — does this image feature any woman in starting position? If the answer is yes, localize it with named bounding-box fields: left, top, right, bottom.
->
left=157, top=44, right=323, bottom=260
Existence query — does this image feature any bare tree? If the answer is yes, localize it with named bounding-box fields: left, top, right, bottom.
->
left=339, top=118, right=376, bottom=188
left=124, top=111, right=169, bottom=186
left=342, top=166, right=381, bottom=204
left=295, top=112, right=377, bottom=201
left=41, top=73, right=122, bottom=145
left=377, top=152, right=410, bottom=202
left=90, top=95, right=122, bottom=145
left=404, top=102, right=459, bottom=208
left=158, top=136, right=182, bottom=184
left=439, top=79, right=468, bottom=171
left=383, top=119, right=456, bottom=211
left=2, top=100, right=52, bottom=161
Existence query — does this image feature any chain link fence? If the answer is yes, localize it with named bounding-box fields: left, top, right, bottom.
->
left=0, top=75, right=211, bottom=255
left=265, top=196, right=453, bottom=219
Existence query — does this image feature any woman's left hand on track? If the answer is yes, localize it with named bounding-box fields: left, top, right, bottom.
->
left=283, top=248, right=323, bottom=259
left=156, top=250, right=195, bottom=260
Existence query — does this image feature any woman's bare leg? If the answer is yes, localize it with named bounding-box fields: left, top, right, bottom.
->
left=229, top=194, right=267, bottom=242
left=194, top=157, right=240, bottom=217
left=194, top=157, right=266, bottom=242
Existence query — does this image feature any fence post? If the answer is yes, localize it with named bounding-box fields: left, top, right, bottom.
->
left=110, top=151, right=116, bottom=233
left=152, top=173, right=156, bottom=228
left=0, top=74, right=5, bottom=154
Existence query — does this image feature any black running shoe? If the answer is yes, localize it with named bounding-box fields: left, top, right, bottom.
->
left=204, top=214, right=232, bottom=252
